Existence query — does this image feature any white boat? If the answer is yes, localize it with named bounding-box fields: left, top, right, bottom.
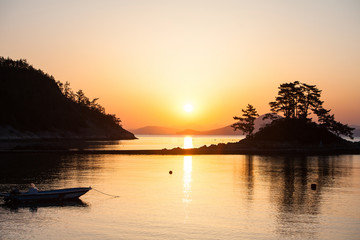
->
left=0, top=187, right=91, bottom=202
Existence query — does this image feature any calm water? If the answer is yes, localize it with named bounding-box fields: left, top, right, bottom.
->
left=1, top=136, right=360, bottom=240
left=0, top=135, right=244, bottom=151
left=77, top=135, right=244, bottom=151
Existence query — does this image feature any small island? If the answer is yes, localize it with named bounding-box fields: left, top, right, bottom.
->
left=161, top=119, right=360, bottom=155
left=164, top=81, right=360, bottom=155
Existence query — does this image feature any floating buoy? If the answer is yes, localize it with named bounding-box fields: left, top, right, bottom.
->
left=311, top=184, right=317, bottom=190
left=169, top=170, right=173, bottom=175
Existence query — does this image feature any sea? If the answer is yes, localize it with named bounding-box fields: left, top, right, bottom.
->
left=0, top=135, right=360, bottom=240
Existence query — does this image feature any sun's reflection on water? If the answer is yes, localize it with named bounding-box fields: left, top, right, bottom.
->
left=183, top=156, right=192, bottom=202
left=183, top=137, right=193, bottom=202
left=183, top=137, right=193, bottom=222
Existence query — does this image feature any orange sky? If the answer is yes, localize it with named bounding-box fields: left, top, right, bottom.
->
left=1, top=0, right=360, bottom=130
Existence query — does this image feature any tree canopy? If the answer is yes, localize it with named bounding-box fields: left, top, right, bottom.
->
left=269, top=81, right=323, bottom=119
left=268, top=81, right=354, bottom=139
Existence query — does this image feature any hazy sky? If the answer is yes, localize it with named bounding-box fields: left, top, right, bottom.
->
left=1, top=0, right=360, bottom=130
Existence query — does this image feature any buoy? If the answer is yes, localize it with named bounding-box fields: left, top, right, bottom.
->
left=311, top=184, right=317, bottom=190
left=169, top=171, right=173, bottom=175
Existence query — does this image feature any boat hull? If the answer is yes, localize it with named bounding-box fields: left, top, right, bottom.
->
left=1, top=187, right=91, bottom=202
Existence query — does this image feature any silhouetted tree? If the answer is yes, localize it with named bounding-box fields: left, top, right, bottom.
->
left=298, top=83, right=323, bottom=119
left=75, top=89, right=90, bottom=106
left=269, top=81, right=354, bottom=139
left=89, top=98, right=105, bottom=113
left=270, top=81, right=299, bottom=118
left=315, top=107, right=354, bottom=139
left=55, top=80, right=108, bottom=114
left=269, top=81, right=323, bottom=119
left=0, top=57, right=31, bottom=69
left=56, top=81, right=76, bottom=101
left=231, top=104, right=259, bottom=137
left=107, top=114, right=122, bottom=126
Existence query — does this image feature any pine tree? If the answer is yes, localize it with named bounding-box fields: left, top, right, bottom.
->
left=231, top=104, right=259, bottom=137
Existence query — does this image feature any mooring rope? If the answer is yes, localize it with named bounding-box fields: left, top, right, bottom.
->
left=92, top=188, right=120, bottom=198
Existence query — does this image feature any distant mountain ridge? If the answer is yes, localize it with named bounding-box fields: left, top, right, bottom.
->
left=130, top=125, right=237, bottom=135
left=0, top=57, right=136, bottom=140
left=133, top=115, right=274, bottom=136
left=177, top=115, right=273, bottom=135
left=133, top=120, right=360, bottom=137
left=176, top=126, right=237, bottom=135
left=131, top=126, right=180, bottom=135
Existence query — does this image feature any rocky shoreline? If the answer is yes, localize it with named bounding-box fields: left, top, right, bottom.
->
left=0, top=125, right=136, bottom=141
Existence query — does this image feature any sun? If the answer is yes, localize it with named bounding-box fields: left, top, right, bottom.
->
left=184, top=104, right=194, bottom=113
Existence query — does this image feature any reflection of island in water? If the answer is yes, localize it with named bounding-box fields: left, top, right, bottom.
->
left=234, top=155, right=354, bottom=239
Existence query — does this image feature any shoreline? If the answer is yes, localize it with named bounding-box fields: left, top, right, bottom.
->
left=1, top=145, right=360, bottom=155
left=1, top=137, right=359, bottom=156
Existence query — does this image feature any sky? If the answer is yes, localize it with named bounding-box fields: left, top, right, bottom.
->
left=1, top=0, right=360, bottom=130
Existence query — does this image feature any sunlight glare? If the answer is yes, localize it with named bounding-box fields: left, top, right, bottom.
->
left=184, top=104, right=194, bottom=113
left=184, top=136, right=193, bottom=149
left=183, top=155, right=192, bottom=207
left=183, top=156, right=193, bottom=174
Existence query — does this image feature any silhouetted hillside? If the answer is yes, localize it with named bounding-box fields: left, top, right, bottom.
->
left=0, top=57, right=135, bottom=140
